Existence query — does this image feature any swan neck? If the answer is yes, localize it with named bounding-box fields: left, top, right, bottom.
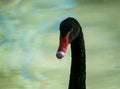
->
left=69, top=32, right=86, bottom=89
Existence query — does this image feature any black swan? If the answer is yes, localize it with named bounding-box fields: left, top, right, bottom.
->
left=56, top=17, right=86, bottom=89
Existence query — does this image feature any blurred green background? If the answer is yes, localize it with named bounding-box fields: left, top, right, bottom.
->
left=0, top=0, right=120, bottom=89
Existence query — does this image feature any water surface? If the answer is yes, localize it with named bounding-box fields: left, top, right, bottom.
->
left=0, top=0, right=120, bottom=89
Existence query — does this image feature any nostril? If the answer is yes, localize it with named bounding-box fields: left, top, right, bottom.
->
left=56, top=51, right=65, bottom=59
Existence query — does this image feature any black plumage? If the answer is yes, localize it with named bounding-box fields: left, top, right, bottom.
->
left=57, top=17, right=86, bottom=89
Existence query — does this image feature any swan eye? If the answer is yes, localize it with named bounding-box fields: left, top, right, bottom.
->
left=60, top=23, right=72, bottom=37
left=60, top=30, right=69, bottom=37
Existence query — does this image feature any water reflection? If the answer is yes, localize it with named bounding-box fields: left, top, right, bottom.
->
left=31, top=0, right=76, bottom=13
left=0, top=0, right=77, bottom=83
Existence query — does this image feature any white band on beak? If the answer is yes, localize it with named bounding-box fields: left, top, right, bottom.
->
left=56, top=51, right=65, bottom=59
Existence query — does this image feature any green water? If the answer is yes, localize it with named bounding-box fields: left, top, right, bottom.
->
left=0, top=0, right=120, bottom=89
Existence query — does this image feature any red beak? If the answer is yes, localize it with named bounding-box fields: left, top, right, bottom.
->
left=56, top=32, right=70, bottom=59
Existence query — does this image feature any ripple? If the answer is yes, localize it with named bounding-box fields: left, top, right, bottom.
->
left=32, top=0, right=76, bottom=13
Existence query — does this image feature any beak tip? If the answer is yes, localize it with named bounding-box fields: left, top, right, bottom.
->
left=56, top=51, right=65, bottom=59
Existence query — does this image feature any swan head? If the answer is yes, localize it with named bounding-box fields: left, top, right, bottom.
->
left=56, top=17, right=80, bottom=59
